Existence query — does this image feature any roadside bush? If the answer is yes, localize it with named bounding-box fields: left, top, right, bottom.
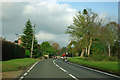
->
left=84, top=57, right=93, bottom=61
left=25, top=50, right=30, bottom=58
left=91, top=42, right=107, bottom=56
left=108, top=57, right=119, bottom=61
left=85, top=55, right=119, bottom=61
left=86, top=55, right=104, bottom=61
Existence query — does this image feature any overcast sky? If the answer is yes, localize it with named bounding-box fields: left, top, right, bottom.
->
left=1, top=1, right=118, bottom=47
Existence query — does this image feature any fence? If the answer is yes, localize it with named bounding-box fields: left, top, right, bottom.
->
left=2, top=39, right=25, bottom=61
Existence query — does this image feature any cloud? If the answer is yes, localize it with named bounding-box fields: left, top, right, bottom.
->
left=22, top=2, right=76, bottom=34
left=98, top=12, right=117, bottom=24
left=36, top=31, right=70, bottom=47
left=2, top=2, right=76, bottom=47
left=36, top=31, right=56, bottom=41
left=2, top=2, right=28, bottom=35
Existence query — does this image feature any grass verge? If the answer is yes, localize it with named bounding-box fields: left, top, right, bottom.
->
left=68, top=57, right=119, bottom=76
left=2, top=58, right=38, bottom=72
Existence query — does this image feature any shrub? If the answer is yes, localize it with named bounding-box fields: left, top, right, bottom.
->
left=25, top=50, right=30, bottom=58
left=108, top=57, right=119, bottom=61
left=86, top=55, right=119, bottom=61
left=91, top=42, right=107, bottom=56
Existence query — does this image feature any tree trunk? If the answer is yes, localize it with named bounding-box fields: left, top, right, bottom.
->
left=75, top=52, right=79, bottom=57
left=108, top=42, right=111, bottom=57
left=80, top=48, right=85, bottom=57
left=88, top=37, right=92, bottom=56
left=86, top=47, right=87, bottom=56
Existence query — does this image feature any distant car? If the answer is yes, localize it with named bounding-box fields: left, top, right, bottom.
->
left=54, top=56, right=57, bottom=59
left=60, top=57, right=63, bottom=59
left=44, top=55, right=49, bottom=59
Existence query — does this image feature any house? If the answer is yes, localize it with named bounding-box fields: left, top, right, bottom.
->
left=18, top=38, right=23, bottom=45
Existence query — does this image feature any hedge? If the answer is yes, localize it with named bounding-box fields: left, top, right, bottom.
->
left=91, top=42, right=107, bottom=56
left=2, top=39, right=25, bottom=61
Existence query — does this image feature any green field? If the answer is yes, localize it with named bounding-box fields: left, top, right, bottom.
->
left=2, top=58, right=38, bottom=72
left=68, top=57, right=119, bottom=75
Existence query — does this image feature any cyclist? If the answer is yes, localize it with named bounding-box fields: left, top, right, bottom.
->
left=62, top=53, right=65, bottom=61
left=65, top=53, right=68, bottom=62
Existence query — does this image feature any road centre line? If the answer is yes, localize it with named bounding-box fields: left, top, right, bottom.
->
left=53, top=61, right=67, bottom=72
left=53, top=60, right=78, bottom=80
left=56, top=64, right=59, bottom=67
left=59, top=67, right=67, bottom=72
left=68, top=62, right=120, bottom=78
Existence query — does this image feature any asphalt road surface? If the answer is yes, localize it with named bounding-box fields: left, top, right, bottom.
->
left=19, top=59, right=119, bottom=80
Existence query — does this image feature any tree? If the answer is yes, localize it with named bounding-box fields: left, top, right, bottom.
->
left=61, top=47, right=67, bottom=54
left=66, top=9, right=101, bottom=57
left=67, top=41, right=80, bottom=57
left=52, top=42, right=60, bottom=55
left=21, top=19, right=39, bottom=58
left=21, top=19, right=33, bottom=50
left=32, top=38, right=40, bottom=58
left=99, top=22, right=118, bottom=57
left=40, top=41, right=55, bottom=55
left=111, top=39, right=119, bottom=56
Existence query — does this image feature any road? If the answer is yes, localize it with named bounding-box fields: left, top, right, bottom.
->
left=19, top=59, right=119, bottom=80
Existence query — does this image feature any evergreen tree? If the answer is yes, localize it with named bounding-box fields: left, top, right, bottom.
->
left=21, top=19, right=39, bottom=58
left=33, top=38, right=40, bottom=58
left=21, top=19, right=33, bottom=50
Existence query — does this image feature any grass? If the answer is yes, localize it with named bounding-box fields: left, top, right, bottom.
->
left=68, top=57, right=119, bottom=75
left=2, top=58, right=38, bottom=72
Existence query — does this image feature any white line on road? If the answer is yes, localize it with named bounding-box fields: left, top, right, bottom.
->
left=56, top=64, right=59, bottom=67
left=53, top=60, right=67, bottom=72
left=69, top=74, right=78, bottom=80
left=68, top=62, right=120, bottom=78
left=27, top=70, right=30, bottom=72
left=19, top=76, right=24, bottom=80
left=24, top=73, right=27, bottom=76
left=59, top=67, right=67, bottom=72
left=19, top=60, right=40, bottom=80
left=53, top=60, right=78, bottom=80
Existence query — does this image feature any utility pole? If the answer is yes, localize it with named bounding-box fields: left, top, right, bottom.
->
left=30, top=24, right=36, bottom=58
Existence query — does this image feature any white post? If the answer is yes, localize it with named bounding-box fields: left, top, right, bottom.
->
left=71, top=44, right=74, bottom=57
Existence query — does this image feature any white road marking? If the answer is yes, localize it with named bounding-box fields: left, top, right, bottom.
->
left=53, top=60, right=78, bottom=80
left=30, top=66, right=34, bottom=69
left=24, top=73, right=27, bottom=76
left=59, top=67, right=67, bottom=72
left=27, top=69, right=30, bottom=72
left=29, top=61, right=39, bottom=70
left=68, top=62, right=120, bottom=78
left=69, top=74, right=78, bottom=80
left=56, top=64, right=59, bottom=67
left=19, top=76, right=24, bottom=80
left=19, top=60, right=40, bottom=80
